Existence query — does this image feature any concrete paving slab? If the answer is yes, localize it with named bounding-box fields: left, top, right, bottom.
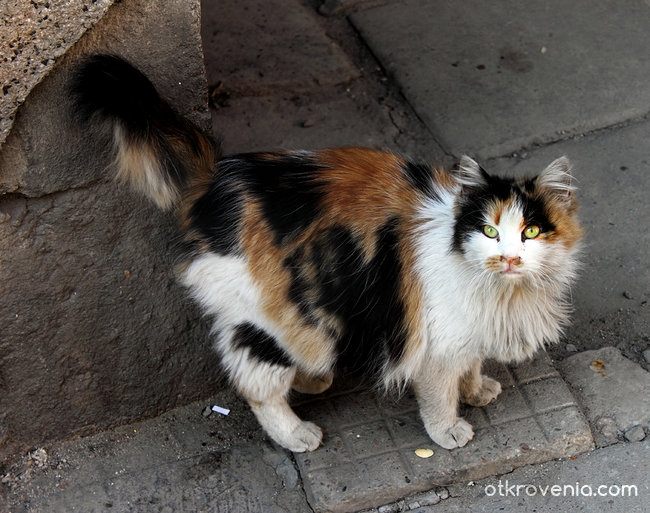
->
left=201, top=0, right=359, bottom=95
left=211, top=87, right=402, bottom=155
left=350, top=0, right=650, bottom=158
left=1, top=390, right=313, bottom=512
left=489, top=119, right=650, bottom=364
left=6, top=444, right=312, bottom=513
left=416, top=440, right=649, bottom=513
left=210, top=79, right=448, bottom=164
left=363, top=440, right=649, bottom=512
left=202, top=0, right=449, bottom=163
left=557, top=346, right=650, bottom=447
left=293, top=352, right=593, bottom=513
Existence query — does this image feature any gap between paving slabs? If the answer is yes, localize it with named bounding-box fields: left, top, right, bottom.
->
left=290, top=351, right=594, bottom=513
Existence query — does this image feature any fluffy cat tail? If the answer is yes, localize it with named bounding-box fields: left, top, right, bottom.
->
left=70, top=54, right=216, bottom=210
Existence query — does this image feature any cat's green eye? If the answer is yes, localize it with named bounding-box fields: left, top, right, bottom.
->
left=483, top=225, right=499, bottom=239
left=523, top=225, right=541, bottom=239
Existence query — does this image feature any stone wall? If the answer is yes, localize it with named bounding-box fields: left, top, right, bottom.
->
left=0, top=0, right=223, bottom=465
left=0, top=0, right=115, bottom=147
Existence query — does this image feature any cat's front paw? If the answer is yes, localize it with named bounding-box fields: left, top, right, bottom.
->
left=426, top=418, right=474, bottom=449
left=284, top=421, right=323, bottom=453
left=463, top=375, right=502, bottom=407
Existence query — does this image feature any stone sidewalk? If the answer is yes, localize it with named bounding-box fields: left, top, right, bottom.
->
left=348, top=0, right=650, bottom=159
left=369, top=440, right=649, bottom=513
left=2, top=0, right=649, bottom=511
left=2, top=347, right=648, bottom=512
left=293, top=353, right=593, bottom=512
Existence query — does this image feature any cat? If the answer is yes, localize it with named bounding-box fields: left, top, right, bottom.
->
left=71, top=55, right=582, bottom=452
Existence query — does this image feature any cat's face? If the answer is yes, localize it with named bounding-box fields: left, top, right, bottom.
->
left=452, top=157, right=582, bottom=285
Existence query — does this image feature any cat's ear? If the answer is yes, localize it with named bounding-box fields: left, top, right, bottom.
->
left=537, top=157, right=575, bottom=202
left=451, top=156, right=489, bottom=188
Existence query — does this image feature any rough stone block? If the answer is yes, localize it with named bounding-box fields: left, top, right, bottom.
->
left=0, top=0, right=115, bottom=147
left=0, top=0, right=214, bottom=465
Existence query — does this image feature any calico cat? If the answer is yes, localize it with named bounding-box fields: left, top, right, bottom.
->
left=71, top=55, right=582, bottom=452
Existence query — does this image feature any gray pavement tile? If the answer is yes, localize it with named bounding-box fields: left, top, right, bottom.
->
left=558, top=346, right=650, bottom=447
left=421, top=440, right=650, bottom=513
left=202, top=0, right=358, bottom=95
left=342, top=420, right=394, bottom=457
left=538, top=406, right=595, bottom=448
left=293, top=352, right=594, bottom=512
left=482, top=384, right=530, bottom=425
left=330, top=390, right=383, bottom=427
left=6, top=443, right=313, bottom=513
left=520, top=377, right=577, bottom=413
left=492, top=416, right=547, bottom=454
left=385, top=415, right=437, bottom=450
left=510, top=353, right=560, bottom=383
left=350, top=0, right=650, bottom=158
left=297, top=432, right=352, bottom=473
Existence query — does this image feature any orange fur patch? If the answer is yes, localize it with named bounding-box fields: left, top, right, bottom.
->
left=395, top=231, right=426, bottom=371
left=239, top=200, right=337, bottom=373
left=317, top=148, right=418, bottom=229
left=540, top=193, right=583, bottom=249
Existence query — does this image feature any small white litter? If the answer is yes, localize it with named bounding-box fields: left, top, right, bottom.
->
left=211, top=405, right=230, bottom=416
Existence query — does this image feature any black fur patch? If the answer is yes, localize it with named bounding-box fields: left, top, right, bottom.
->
left=519, top=194, right=556, bottom=236
left=403, top=161, right=435, bottom=197
left=188, top=175, right=242, bottom=255
left=71, top=54, right=163, bottom=138
left=231, top=153, right=326, bottom=244
left=452, top=175, right=556, bottom=252
left=285, top=219, right=408, bottom=375
left=284, top=246, right=320, bottom=325
left=233, top=323, right=292, bottom=367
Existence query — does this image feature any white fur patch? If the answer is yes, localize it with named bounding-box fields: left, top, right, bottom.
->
left=537, top=156, right=574, bottom=195
left=180, top=253, right=293, bottom=385
left=181, top=253, right=323, bottom=452
left=180, top=253, right=265, bottom=326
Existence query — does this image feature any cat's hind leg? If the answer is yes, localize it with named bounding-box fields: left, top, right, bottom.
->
left=292, top=369, right=334, bottom=395
left=459, top=359, right=502, bottom=407
left=220, top=324, right=323, bottom=452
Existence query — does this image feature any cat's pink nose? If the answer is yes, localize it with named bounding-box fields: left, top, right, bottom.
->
left=500, top=255, right=522, bottom=266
